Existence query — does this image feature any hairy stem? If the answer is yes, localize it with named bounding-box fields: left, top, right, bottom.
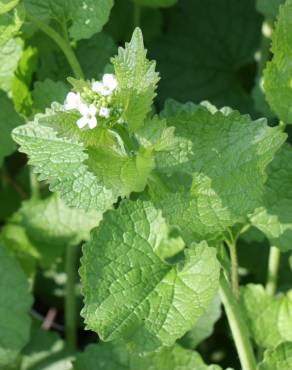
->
left=26, top=14, right=84, bottom=79
left=29, top=171, right=40, bottom=199
left=133, top=3, right=141, bottom=28
left=65, top=244, right=79, bottom=349
left=220, top=273, right=257, bottom=370
left=266, top=246, right=281, bottom=296
left=226, top=238, right=240, bottom=299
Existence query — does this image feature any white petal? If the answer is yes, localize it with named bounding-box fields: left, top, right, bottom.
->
left=64, top=92, right=76, bottom=110
left=92, top=81, right=103, bottom=93
left=64, top=101, right=75, bottom=110
left=78, top=103, right=89, bottom=116
left=103, top=74, right=118, bottom=91
left=99, top=107, right=110, bottom=118
left=65, top=92, right=82, bottom=110
left=100, top=87, right=112, bottom=96
left=88, top=104, right=97, bottom=116
left=88, top=116, right=97, bottom=129
left=76, top=116, right=88, bottom=128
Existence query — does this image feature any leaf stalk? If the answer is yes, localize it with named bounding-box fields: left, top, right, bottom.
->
left=26, top=14, right=84, bottom=79
left=219, top=273, right=257, bottom=370
left=266, top=246, right=281, bottom=296
left=65, top=244, right=79, bottom=349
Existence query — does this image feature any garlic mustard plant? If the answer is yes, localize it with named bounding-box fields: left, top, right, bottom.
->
left=1, top=1, right=292, bottom=370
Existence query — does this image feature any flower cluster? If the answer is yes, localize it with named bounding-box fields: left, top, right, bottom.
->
left=64, top=74, right=120, bottom=129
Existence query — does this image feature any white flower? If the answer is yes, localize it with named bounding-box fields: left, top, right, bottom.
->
left=76, top=104, right=97, bottom=129
left=102, top=74, right=118, bottom=92
left=99, top=106, right=110, bottom=118
left=91, top=74, right=118, bottom=96
left=64, top=92, right=81, bottom=110
left=92, top=81, right=103, bottom=93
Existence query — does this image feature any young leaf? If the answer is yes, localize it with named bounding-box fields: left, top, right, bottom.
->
left=6, top=194, right=101, bottom=266
left=0, top=3, right=25, bottom=45
left=20, top=326, right=73, bottom=370
left=0, top=37, right=22, bottom=93
left=24, top=0, right=114, bottom=41
left=112, top=28, right=160, bottom=132
left=258, top=342, right=292, bottom=370
left=0, top=90, right=23, bottom=166
left=149, top=101, right=286, bottom=243
left=12, top=115, right=154, bottom=211
left=250, top=144, right=292, bottom=251
left=264, top=0, right=292, bottom=123
left=0, top=246, right=32, bottom=366
left=80, top=200, right=220, bottom=350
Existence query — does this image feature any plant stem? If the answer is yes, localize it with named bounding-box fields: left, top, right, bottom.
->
left=133, top=3, right=141, bottom=28
left=258, top=19, right=273, bottom=75
left=65, top=244, right=79, bottom=349
left=266, top=246, right=281, bottom=296
left=225, top=238, right=240, bottom=299
left=26, top=14, right=84, bottom=79
left=29, top=171, right=40, bottom=199
left=219, top=273, right=257, bottom=370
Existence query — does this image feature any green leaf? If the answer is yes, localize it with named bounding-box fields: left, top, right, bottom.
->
left=32, top=79, right=69, bottom=113
left=12, top=106, right=155, bottom=211
left=250, top=144, right=292, bottom=251
left=130, top=344, right=224, bottom=370
left=179, top=294, right=221, bottom=349
left=24, top=0, right=114, bottom=41
left=0, top=90, right=23, bottom=166
left=0, top=3, right=25, bottom=45
left=0, top=246, right=32, bottom=366
left=73, top=342, right=129, bottom=370
left=0, top=0, right=19, bottom=14
left=20, top=327, right=73, bottom=370
left=256, top=0, right=284, bottom=18
left=150, top=0, right=261, bottom=113
left=0, top=37, right=23, bottom=93
left=112, top=28, right=159, bottom=132
left=80, top=199, right=220, bottom=350
left=258, top=342, right=292, bottom=370
left=241, top=284, right=292, bottom=348
left=0, top=223, right=38, bottom=279
left=12, top=46, right=38, bottom=118
left=135, top=115, right=178, bottom=153
left=278, top=291, right=292, bottom=342
left=149, top=101, right=286, bottom=243
left=76, top=32, right=116, bottom=80
left=264, top=0, right=292, bottom=123
left=133, top=0, right=177, bottom=7
left=6, top=194, right=102, bottom=266
left=74, top=342, right=226, bottom=370
left=241, top=284, right=282, bottom=348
